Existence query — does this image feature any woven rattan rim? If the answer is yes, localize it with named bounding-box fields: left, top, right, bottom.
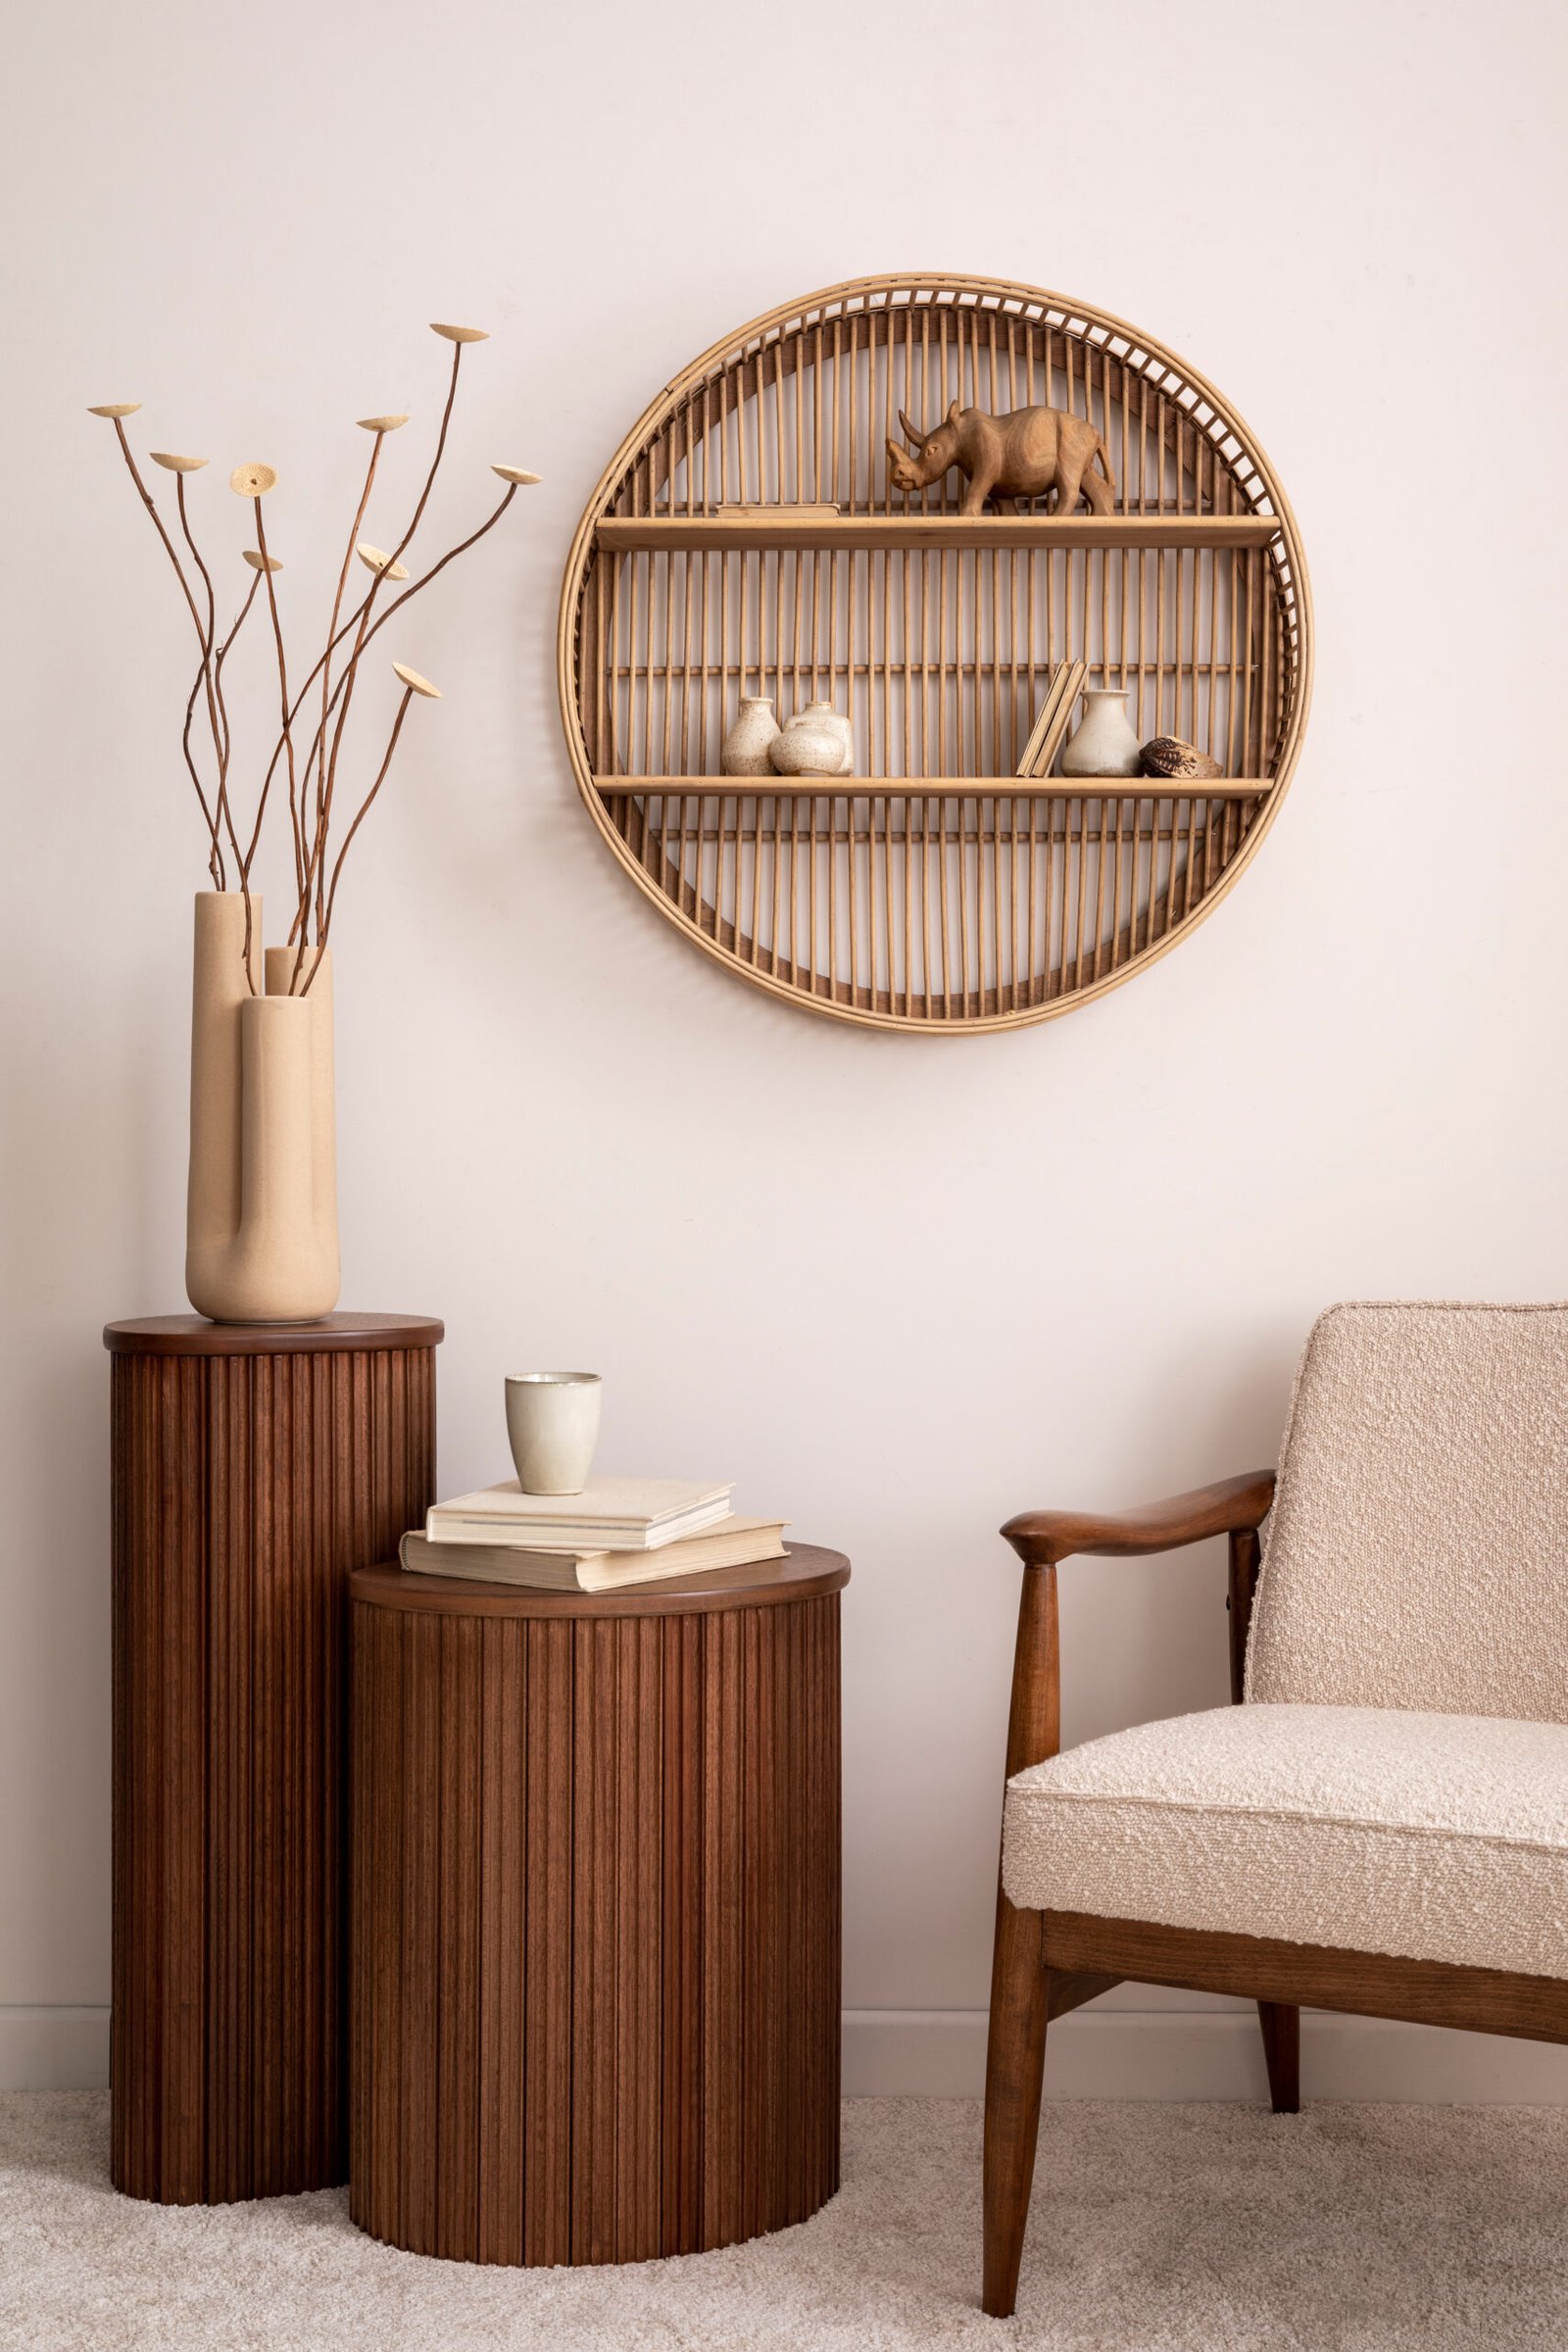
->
left=558, top=271, right=1312, bottom=1032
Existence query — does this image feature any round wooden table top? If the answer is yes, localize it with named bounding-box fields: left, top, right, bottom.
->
left=352, top=1542, right=850, bottom=1620
left=104, top=1312, right=445, bottom=1356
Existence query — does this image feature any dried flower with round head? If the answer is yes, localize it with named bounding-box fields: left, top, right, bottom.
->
left=229, top=462, right=277, bottom=498
left=87, top=402, right=142, bottom=418
left=357, top=414, right=410, bottom=432
left=151, top=452, right=209, bottom=473
left=429, top=322, right=489, bottom=344
left=392, top=662, right=441, bottom=699
left=242, top=549, right=283, bottom=573
left=491, top=464, right=541, bottom=486
left=357, top=542, right=410, bottom=581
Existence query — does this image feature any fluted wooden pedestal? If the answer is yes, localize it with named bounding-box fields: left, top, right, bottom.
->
left=106, top=1312, right=443, bottom=2205
left=350, top=1545, right=849, bottom=2266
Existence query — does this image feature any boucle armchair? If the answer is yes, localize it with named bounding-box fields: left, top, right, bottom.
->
left=981, top=1301, right=1568, bottom=2318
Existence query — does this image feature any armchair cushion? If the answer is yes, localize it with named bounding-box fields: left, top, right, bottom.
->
left=1003, top=1702, right=1568, bottom=1979
left=1246, top=1300, right=1568, bottom=1720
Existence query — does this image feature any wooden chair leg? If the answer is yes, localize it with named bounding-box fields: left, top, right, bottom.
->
left=1258, top=2000, right=1300, bottom=2113
left=982, top=1896, right=1051, bottom=2318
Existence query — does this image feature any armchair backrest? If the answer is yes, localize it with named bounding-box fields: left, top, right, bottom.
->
left=1246, top=1301, right=1568, bottom=1722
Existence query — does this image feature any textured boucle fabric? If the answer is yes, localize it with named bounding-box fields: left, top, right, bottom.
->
left=1245, top=1300, right=1568, bottom=1720
left=1004, top=1702, right=1568, bottom=1977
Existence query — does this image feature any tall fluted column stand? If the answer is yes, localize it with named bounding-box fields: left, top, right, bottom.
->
left=107, top=1311, right=443, bottom=2204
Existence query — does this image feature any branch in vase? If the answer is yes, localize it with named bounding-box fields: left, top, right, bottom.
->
left=314, top=422, right=402, bottom=939
left=301, top=664, right=440, bottom=992
left=229, top=464, right=290, bottom=981
left=93, top=412, right=236, bottom=875
left=303, top=334, right=470, bottom=952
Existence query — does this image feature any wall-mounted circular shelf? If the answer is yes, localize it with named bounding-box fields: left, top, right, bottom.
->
left=558, top=272, right=1311, bottom=1032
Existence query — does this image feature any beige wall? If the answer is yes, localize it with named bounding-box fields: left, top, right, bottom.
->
left=4, top=0, right=1566, bottom=2092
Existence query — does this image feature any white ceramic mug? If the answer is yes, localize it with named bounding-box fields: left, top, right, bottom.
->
left=505, top=1371, right=603, bottom=1495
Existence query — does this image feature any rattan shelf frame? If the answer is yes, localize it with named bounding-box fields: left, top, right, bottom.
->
left=558, top=272, right=1312, bottom=1033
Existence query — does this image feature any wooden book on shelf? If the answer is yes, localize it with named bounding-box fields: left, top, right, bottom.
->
left=1016, top=661, right=1088, bottom=779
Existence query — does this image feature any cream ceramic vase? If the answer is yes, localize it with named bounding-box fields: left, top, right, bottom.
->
left=791, top=700, right=854, bottom=775
left=186, top=892, right=340, bottom=1324
left=1060, top=687, right=1142, bottom=779
left=720, top=696, right=781, bottom=777
left=771, top=701, right=854, bottom=777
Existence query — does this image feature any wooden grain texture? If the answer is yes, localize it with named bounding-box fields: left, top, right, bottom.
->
left=106, top=1316, right=440, bottom=2205
left=596, top=514, right=1284, bottom=553
left=105, top=1313, right=444, bottom=1355
left=349, top=1560, right=848, bottom=2266
left=557, top=271, right=1312, bottom=1033
left=1043, top=1914, right=1568, bottom=2044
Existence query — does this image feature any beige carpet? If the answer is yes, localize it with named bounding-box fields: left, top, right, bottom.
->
left=3, top=2092, right=1566, bottom=2350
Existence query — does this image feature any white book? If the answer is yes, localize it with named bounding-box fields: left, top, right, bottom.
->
left=400, top=1517, right=787, bottom=1592
left=425, top=1474, right=734, bottom=1554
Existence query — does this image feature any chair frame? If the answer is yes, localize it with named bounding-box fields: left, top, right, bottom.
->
left=980, top=1467, right=1568, bottom=2319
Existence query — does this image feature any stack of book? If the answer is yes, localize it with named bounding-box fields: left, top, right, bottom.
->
left=1015, top=660, right=1088, bottom=778
left=400, top=1475, right=787, bottom=1592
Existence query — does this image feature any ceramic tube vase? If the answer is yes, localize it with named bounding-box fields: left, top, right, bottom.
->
left=1060, top=687, right=1142, bottom=779
left=185, top=893, right=341, bottom=1324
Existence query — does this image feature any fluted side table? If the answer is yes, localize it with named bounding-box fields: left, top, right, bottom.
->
left=106, top=1312, right=443, bottom=2204
left=349, top=1544, right=849, bottom=2266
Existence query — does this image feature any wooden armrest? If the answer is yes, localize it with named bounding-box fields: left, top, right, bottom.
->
left=1002, top=1468, right=1276, bottom=1568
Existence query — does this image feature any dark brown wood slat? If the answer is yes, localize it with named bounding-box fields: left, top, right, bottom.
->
left=1043, top=1912, right=1568, bottom=2043
left=477, top=1618, right=526, bottom=2264
left=523, top=1619, right=573, bottom=2267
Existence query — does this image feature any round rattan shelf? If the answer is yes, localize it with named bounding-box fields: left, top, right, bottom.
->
left=558, top=271, right=1311, bottom=1033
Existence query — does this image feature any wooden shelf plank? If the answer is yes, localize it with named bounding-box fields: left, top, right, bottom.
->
left=594, top=775, right=1275, bottom=801
left=596, top=514, right=1283, bottom=554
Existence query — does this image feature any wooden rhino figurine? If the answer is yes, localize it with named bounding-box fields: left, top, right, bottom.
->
left=887, top=400, right=1116, bottom=517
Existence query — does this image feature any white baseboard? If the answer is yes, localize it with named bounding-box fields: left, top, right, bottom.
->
left=0, top=2008, right=111, bottom=2091
left=8, top=2002, right=1568, bottom=2104
left=843, top=2006, right=1568, bottom=2103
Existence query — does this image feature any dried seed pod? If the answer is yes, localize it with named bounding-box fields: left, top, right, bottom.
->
left=1138, top=734, right=1223, bottom=780
left=230, top=462, right=277, bottom=497
left=151, top=452, right=208, bottom=472
left=357, top=542, right=410, bottom=581
left=87, top=402, right=142, bottom=417
left=492, top=464, right=540, bottom=485
left=392, top=662, right=441, bottom=698
left=242, top=549, right=283, bottom=572
left=429, top=321, right=489, bottom=344
left=358, top=414, right=410, bottom=432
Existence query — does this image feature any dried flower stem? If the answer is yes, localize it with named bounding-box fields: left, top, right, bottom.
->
left=241, top=494, right=299, bottom=983
left=112, top=418, right=232, bottom=871
left=311, top=430, right=389, bottom=943
left=303, top=343, right=465, bottom=959
left=303, top=688, right=416, bottom=988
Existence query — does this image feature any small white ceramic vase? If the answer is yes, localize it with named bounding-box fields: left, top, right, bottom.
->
left=790, top=700, right=854, bottom=775
left=506, top=1372, right=603, bottom=1495
left=721, top=697, right=781, bottom=777
left=1060, top=687, right=1142, bottom=779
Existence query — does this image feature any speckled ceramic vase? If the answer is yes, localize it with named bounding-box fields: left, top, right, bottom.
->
left=721, top=697, right=781, bottom=777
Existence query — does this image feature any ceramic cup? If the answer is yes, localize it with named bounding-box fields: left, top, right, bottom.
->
left=506, top=1371, right=603, bottom=1494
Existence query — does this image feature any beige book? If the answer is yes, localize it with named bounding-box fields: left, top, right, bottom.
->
left=399, top=1517, right=788, bottom=1592
left=426, top=1474, right=733, bottom=1552
left=1016, top=660, right=1088, bottom=778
